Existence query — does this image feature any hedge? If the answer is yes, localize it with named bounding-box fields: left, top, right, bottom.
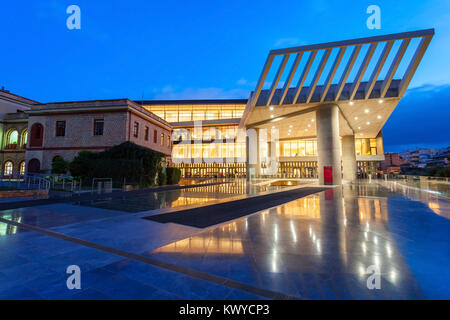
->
left=69, top=142, right=166, bottom=187
left=166, top=167, right=181, bottom=184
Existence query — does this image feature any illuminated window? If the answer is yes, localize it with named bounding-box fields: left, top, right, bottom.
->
left=167, top=135, right=170, bottom=147
left=205, top=111, right=218, bottom=120
left=193, top=111, right=205, bottom=121
left=221, top=110, right=233, bottom=119
left=153, top=110, right=165, bottom=119
left=280, top=140, right=317, bottom=157
left=7, top=130, right=18, bottom=146
left=305, top=141, right=315, bottom=156
left=19, top=161, right=25, bottom=175
left=143, top=104, right=246, bottom=122
left=192, top=144, right=202, bottom=158
left=21, top=130, right=28, bottom=148
left=4, top=161, right=13, bottom=175
left=165, top=112, right=178, bottom=122
left=161, top=133, right=164, bottom=146
left=179, top=112, right=191, bottom=122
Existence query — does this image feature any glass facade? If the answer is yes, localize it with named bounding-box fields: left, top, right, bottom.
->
left=172, top=162, right=246, bottom=178
left=172, top=142, right=246, bottom=159
left=145, top=102, right=383, bottom=179
left=279, top=140, right=318, bottom=157
left=355, top=138, right=378, bottom=155
left=173, top=125, right=239, bottom=141
left=143, top=104, right=245, bottom=122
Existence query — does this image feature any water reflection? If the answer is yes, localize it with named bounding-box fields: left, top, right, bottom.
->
left=78, top=179, right=292, bottom=213
left=381, top=180, right=450, bottom=219
left=0, top=214, right=22, bottom=236
left=150, top=183, right=442, bottom=298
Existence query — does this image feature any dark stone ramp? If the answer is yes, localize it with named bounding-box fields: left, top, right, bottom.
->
left=144, top=187, right=329, bottom=228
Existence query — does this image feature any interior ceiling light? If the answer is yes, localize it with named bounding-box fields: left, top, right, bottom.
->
left=378, top=99, right=383, bottom=104
left=365, top=109, right=369, bottom=113
left=349, top=101, right=354, bottom=105
left=269, top=106, right=274, bottom=111
left=377, top=115, right=382, bottom=119
left=354, top=116, right=358, bottom=120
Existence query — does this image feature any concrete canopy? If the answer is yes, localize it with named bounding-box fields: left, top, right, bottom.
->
left=240, top=29, right=434, bottom=140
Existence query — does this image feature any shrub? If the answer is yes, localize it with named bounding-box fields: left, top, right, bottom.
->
left=51, top=157, right=69, bottom=174
left=166, top=167, right=181, bottom=184
left=157, top=163, right=167, bottom=186
left=69, top=150, right=95, bottom=178
left=69, top=142, right=165, bottom=187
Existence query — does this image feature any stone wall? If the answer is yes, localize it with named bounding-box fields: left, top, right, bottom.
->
left=127, top=112, right=172, bottom=156
left=0, top=120, right=28, bottom=173
left=26, top=112, right=128, bottom=171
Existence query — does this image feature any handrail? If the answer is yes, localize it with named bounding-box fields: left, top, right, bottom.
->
left=0, top=170, right=51, bottom=191
left=27, top=173, right=81, bottom=193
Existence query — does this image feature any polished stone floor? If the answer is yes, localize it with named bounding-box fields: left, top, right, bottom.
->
left=0, top=180, right=448, bottom=299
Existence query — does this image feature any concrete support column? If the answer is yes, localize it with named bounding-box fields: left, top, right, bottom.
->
left=246, top=134, right=251, bottom=181
left=316, top=104, right=342, bottom=185
left=342, top=135, right=357, bottom=182
left=255, top=128, right=261, bottom=177
left=245, top=128, right=257, bottom=181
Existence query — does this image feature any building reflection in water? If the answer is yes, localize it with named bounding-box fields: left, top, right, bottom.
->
left=151, top=183, right=426, bottom=295
left=154, top=222, right=244, bottom=255
left=385, top=180, right=449, bottom=219
left=0, top=214, right=22, bottom=236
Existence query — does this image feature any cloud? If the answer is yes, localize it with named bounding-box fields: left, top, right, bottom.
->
left=274, top=38, right=305, bottom=48
left=383, top=83, right=450, bottom=151
left=152, top=86, right=250, bottom=100
left=236, top=78, right=248, bottom=86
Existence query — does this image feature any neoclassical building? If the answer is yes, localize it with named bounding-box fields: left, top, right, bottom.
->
left=0, top=90, right=172, bottom=174
left=0, top=29, right=433, bottom=184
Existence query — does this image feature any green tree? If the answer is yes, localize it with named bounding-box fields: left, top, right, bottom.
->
left=166, top=167, right=181, bottom=184
left=69, top=150, right=95, bottom=178
left=51, top=157, right=70, bottom=174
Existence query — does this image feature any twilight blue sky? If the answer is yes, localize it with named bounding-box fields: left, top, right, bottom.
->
left=0, top=0, right=449, bottom=151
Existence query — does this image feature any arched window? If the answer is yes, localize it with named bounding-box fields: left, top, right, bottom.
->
left=4, top=161, right=13, bottom=176
left=19, top=161, right=26, bottom=175
left=6, top=130, right=18, bottom=149
left=30, top=123, right=44, bottom=147
left=21, top=129, right=28, bottom=148
left=28, top=158, right=40, bottom=173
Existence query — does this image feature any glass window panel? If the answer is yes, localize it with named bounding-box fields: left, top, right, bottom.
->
left=370, top=139, right=377, bottom=148
left=179, top=112, right=192, bottom=122
left=291, top=141, right=299, bottom=157
left=205, top=111, right=218, bottom=120
left=305, top=141, right=314, bottom=156
left=193, top=111, right=205, bottom=121
left=298, top=141, right=306, bottom=156
left=221, top=110, right=233, bottom=119
left=284, top=143, right=291, bottom=157
left=355, top=139, right=362, bottom=155
left=165, top=112, right=178, bottom=122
